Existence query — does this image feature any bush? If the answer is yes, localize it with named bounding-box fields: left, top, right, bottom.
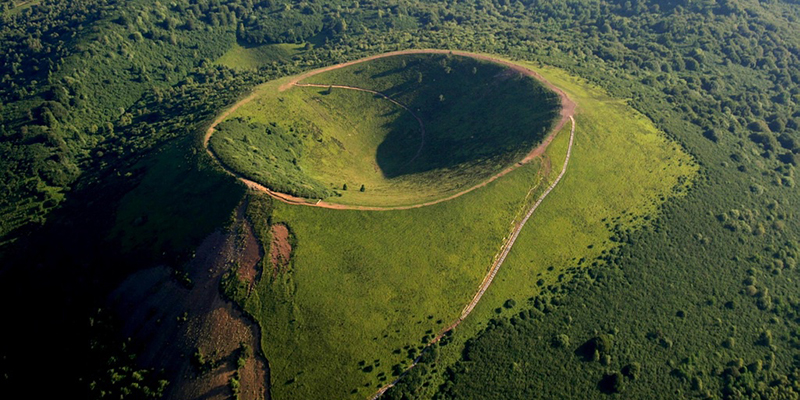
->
left=622, top=363, right=641, bottom=380
left=598, top=372, right=625, bottom=394
left=576, top=334, right=613, bottom=361
left=552, top=334, right=570, bottom=348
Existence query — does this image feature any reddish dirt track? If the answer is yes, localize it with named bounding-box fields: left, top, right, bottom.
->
left=204, top=49, right=576, bottom=210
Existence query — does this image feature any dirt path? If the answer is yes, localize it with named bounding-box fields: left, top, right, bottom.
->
left=204, top=49, right=575, bottom=211
left=294, top=83, right=426, bottom=164
left=370, top=115, right=576, bottom=400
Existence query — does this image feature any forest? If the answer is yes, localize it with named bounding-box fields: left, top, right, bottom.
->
left=1, top=0, right=799, bottom=398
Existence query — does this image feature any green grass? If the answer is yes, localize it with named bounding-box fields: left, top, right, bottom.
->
left=215, top=42, right=307, bottom=70
left=242, top=156, right=547, bottom=400
left=413, top=58, right=699, bottom=388
left=234, top=55, right=696, bottom=400
left=460, top=61, right=698, bottom=325
left=210, top=53, right=561, bottom=206
left=4, top=0, right=42, bottom=15
left=210, top=82, right=421, bottom=200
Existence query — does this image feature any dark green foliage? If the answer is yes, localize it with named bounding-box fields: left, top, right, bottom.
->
left=383, top=344, right=440, bottom=400
left=236, top=343, right=251, bottom=370
left=598, top=372, right=625, bottom=394
left=192, top=348, right=208, bottom=374
left=621, top=363, right=641, bottom=380
left=552, top=334, right=570, bottom=348
left=503, top=299, right=517, bottom=309
left=84, top=310, right=170, bottom=399
left=0, top=0, right=290, bottom=242
left=435, top=191, right=800, bottom=399
left=111, top=136, right=246, bottom=259
left=576, top=334, right=614, bottom=362
left=221, top=262, right=250, bottom=305
left=230, top=373, right=241, bottom=400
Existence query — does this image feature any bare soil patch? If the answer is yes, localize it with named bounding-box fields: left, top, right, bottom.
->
left=110, top=203, right=270, bottom=400
left=269, top=224, right=292, bottom=276
left=238, top=213, right=263, bottom=287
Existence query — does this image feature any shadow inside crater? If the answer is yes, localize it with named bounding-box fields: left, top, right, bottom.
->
left=368, top=55, right=562, bottom=179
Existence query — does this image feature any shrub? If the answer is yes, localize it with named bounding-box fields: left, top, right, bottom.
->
left=598, top=372, right=625, bottom=394
left=622, top=363, right=641, bottom=380
left=552, top=334, right=570, bottom=348
left=723, top=337, right=735, bottom=349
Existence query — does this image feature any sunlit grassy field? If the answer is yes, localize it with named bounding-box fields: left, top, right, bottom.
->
left=231, top=53, right=697, bottom=400
left=436, top=59, right=699, bottom=369
left=242, top=154, right=547, bottom=399
left=209, top=53, right=561, bottom=206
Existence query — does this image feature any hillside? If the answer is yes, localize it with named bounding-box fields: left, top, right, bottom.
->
left=224, top=55, right=694, bottom=400
left=209, top=53, right=561, bottom=205
left=0, top=0, right=799, bottom=399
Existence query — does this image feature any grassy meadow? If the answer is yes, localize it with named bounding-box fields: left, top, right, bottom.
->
left=215, top=42, right=307, bottom=71
left=410, top=60, right=699, bottom=389
left=210, top=81, right=421, bottom=200
left=231, top=55, right=696, bottom=400
left=460, top=61, right=699, bottom=329
left=240, top=155, right=546, bottom=399
left=111, top=136, right=245, bottom=261
left=209, top=53, right=560, bottom=206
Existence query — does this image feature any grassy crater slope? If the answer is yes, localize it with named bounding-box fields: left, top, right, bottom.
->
left=230, top=55, right=696, bottom=400
left=209, top=53, right=561, bottom=206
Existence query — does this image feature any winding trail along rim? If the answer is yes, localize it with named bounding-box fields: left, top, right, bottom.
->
left=203, top=49, right=576, bottom=210
left=370, top=115, right=576, bottom=400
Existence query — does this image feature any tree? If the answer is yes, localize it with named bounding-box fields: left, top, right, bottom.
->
left=599, top=372, right=625, bottom=394
left=552, top=334, right=570, bottom=348
left=334, top=18, right=347, bottom=33
left=576, top=334, right=613, bottom=360
left=622, top=363, right=641, bottom=380
left=748, top=120, right=770, bottom=133
left=360, top=184, right=365, bottom=192
left=342, top=183, right=348, bottom=190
